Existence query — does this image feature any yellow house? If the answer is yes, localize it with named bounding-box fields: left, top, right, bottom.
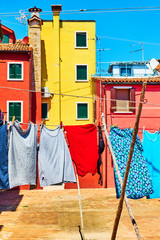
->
left=41, top=5, right=96, bottom=125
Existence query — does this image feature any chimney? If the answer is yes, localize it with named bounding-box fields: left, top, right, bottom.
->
left=28, top=7, right=43, bottom=92
left=51, top=5, right=62, bottom=16
left=29, top=6, right=42, bottom=18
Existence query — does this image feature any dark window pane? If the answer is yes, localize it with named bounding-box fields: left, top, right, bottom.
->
left=42, top=103, right=48, bottom=119
left=120, top=68, right=131, bottom=76
left=77, top=65, right=87, bottom=80
left=76, top=32, right=86, bottom=47
left=9, top=64, right=22, bottom=79
left=2, top=34, right=9, bottom=43
left=15, top=64, right=22, bottom=79
left=77, top=103, right=88, bottom=119
left=9, top=102, right=21, bottom=122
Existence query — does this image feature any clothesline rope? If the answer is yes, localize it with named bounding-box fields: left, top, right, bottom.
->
left=1, top=120, right=159, bottom=133
left=1, top=85, right=160, bottom=108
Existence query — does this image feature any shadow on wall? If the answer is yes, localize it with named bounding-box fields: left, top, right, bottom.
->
left=41, top=40, right=48, bottom=83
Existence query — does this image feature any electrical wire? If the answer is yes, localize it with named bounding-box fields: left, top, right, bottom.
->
left=1, top=85, right=160, bottom=108
left=0, top=6, right=160, bottom=17
left=99, top=36, right=160, bottom=46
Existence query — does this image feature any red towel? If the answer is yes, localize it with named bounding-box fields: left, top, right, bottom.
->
left=64, top=124, right=99, bottom=177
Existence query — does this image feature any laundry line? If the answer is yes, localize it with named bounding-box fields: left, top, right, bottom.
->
left=1, top=85, right=160, bottom=108
left=3, top=119, right=159, bottom=134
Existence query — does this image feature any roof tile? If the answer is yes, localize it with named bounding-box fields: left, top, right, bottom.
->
left=0, top=40, right=32, bottom=52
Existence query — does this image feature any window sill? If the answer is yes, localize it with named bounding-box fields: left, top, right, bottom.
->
left=76, top=118, right=89, bottom=120
left=75, top=80, right=89, bottom=82
left=75, top=47, right=88, bottom=49
left=8, top=79, right=23, bottom=81
left=113, top=111, right=133, bottom=114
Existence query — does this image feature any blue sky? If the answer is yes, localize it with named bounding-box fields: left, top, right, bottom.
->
left=1, top=0, right=160, bottom=71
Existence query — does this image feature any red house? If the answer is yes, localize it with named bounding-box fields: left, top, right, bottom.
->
left=0, top=24, right=41, bottom=127
left=0, top=24, right=42, bottom=190
left=93, top=61, right=160, bottom=188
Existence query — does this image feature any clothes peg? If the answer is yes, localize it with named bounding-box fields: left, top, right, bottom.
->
left=3, top=115, right=5, bottom=125
left=113, top=123, right=117, bottom=128
left=30, top=121, right=34, bottom=125
left=12, top=116, right=15, bottom=125
left=129, top=123, right=132, bottom=129
left=60, top=121, right=63, bottom=129
left=143, top=126, right=145, bottom=131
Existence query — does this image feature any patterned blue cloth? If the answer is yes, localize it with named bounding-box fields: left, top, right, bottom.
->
left=0, top=120, right=10, bottom=189
left=109, top=126, right=153, bottom=199
left=143, top=131, right=160, bottom=199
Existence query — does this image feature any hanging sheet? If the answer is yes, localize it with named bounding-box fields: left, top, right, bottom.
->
left=0, top=120, right=9, bottom=189
left=109, top=126, right=153, bottom=199
left=143, top=130, right=160, bottom=199
left=8, top=121, right=37, bottom=188
left=38, top=126, right=76, bottom=187
left=64, top=124, right=99, bottom=177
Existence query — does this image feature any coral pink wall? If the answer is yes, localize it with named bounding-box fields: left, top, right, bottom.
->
left=0, top=53, right=30, bottom=126
left=96, top=81, right=160, bottom=188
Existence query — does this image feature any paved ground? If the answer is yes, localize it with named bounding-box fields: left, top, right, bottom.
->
left=0, top=188, right=160, bottom=240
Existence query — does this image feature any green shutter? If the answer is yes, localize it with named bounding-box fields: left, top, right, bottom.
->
left=76, top=32, right=86, bottom=47
left=42, top=103, right=48, bottom=119
left=15, top=64, right=22, bottom=79
left=9, top=102, right=21, bottom=122
left=77, top=103, right=88, bottom=119
left=9, top=64, right=16, bottom=79
left=15, top=103, right=21, bottom=121
left=9, top=103, right=15, bottom=121
left=9, top=64, right=22, bottom=79
left=77, top=65, right=87, bottom=80
left=2, top=34, right=9, bottom=43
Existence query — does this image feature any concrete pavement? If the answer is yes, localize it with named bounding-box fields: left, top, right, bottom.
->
left=0, top=188, right=160, bottom=240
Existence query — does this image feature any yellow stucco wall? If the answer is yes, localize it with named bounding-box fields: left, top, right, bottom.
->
left=41, top=15, right=96, bottom=125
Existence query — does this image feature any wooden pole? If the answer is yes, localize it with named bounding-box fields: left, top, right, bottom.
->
left=111, top=82, right=147, bottom=240
left=102, top=113, right=142, bottom=240
left=76, top=173, right=85, bottom=240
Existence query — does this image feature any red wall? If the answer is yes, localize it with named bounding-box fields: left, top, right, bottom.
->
left=0, top=51, right=42, bottom=190
left=0, top=53, right=30, bottom=126
left=96, top=81, right=160, bottom=188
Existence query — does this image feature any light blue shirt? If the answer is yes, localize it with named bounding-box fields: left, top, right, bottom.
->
left=38, top=126, right=76, bottom=187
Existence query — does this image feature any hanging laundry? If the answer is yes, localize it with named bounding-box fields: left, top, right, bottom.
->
left=64, top=124, right=99, bottom=177
left=143, top=130, right=160, bottom=199
left=0, top=120, right=9, bottom=189
left=38, top=125, right=76, bottom=187
left=109, top=126, right=153, bottom=199
left=8, top=121, right=37, bottom=188
left=97, top=125, right=105, bottom=185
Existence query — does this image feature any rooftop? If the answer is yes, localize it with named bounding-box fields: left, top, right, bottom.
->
left=0, top=40, right=32, bottom=52
left=92, top=76, right=160, bottom=84
left=109, top=61, right=148, bottom=66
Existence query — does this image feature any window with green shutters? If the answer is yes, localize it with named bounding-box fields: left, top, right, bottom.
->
left=8, top=102, right=22, bottom=122
left=42, top=103, right=48, bottom=119
left=76, top=32, right=87, bottom=48
left=77, top=103, right=89, bottom=119
left=76, top=65, right=88, bottom=81
left=1, top=34, right=9, bottom=43
left=8, top=63, right=23, bottom=80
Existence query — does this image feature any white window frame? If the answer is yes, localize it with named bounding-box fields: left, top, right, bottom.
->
left=7, top=62, right=24, bottom=81
left=75, top=31, right=88, bottom=49
left=42, top=102, right=49, bottom=120
left=7, top=101, right=23, bottom=123
left=76, top=102, right=89, bottom=120
left=75, top=64, right=88, bottom=82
